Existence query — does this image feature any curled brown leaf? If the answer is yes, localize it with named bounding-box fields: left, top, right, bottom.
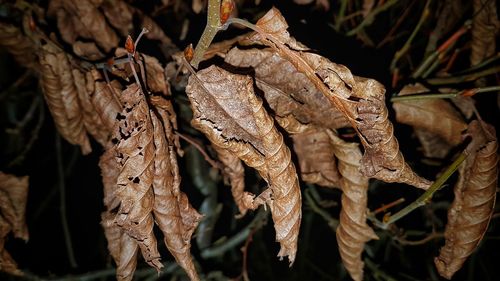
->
left=434, top=120, right=498, bottom=279
left=111, top=84, right=162, bottom=270
left=0, top=172, right=29, bottom=276
left=151, top=110, right=201, bottom=281
left=328, top=132, right=378, bottom=281
left=39, top=44, right=91, bottom=154
left=393, top=84, right=467, bottom=146
left=0, top=22, right=38, bottom=69
left=470, top=0, right=500, bottom=65
left=186, top=65, right=301, bottom=264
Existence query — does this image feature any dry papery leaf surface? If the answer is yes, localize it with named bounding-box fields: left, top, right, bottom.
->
left=435, top=120, right=498, bottom=279
left=94, top=53, right=201, bottom=279
left=256, top=8, right=431, bottom=189
left=0, top=21, right=38, bottom=69
left=186, top=66, right=302, bottom=264
left=0, top=172, right=29, bottom=276
left=470, top=0, right=500, bottom=66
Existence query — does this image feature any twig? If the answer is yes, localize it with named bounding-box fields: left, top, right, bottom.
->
left=390, top=0, right=431, bottom=71
left=333, top=0, right=349, bottom=31
left=426, top=65, right=500, bottom=85
left=365, top=258, right=398, bottom=281
left=55, top=133, right=78, bottom=269
left=304, top=188, right=338, bottom=230
left=377, top=0, right=416, bottom=48
left=372, top=198, right=406, bottom=215
left=191, top=0, right=222, bottom=68
left=176, top=131, right=222, bottom=170
left=395, top=231, right=443, bottom=246
left=390, top=85, right=500, bottom=101
left=0, top=70, right=32, bottom=102
left=382, top=152, right=467, bottom=227
left=240, top=226, right=258, bottom=281
left=346, top=0, right=399, bottom=37
left=200, top=208, right=268, bottom=259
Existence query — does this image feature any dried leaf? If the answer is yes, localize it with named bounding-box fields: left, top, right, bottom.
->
left=250, top=8, right=431, bottom=189
left=99, top=150, right=139, bottom=281
left=213, top=146, right=249, bottom=215
left=186, top=66, right=302, bottom=264
left=151, top=109, right=201, bottom=281
left=72, top=41, right=105, bottom=61
left=0, top=172, right=29, bottom=276
left=434, top=120, right=498, bottom=279
left=111, top=84, right=162, bottom=270
left=291, top=127, right=340, bottom=188
left=48, top=0, right=119, bottom=52
left=393, top=84, right=467, bottom=145
left=224, top=47, right=350, bottom=130
left=471, top=0, right=500, bottom=65
left=0, top=22, right=38, bottom=69
left=39, top=44, right=91, bottom=154
left=100, top=0, right=134, bottom=37
left=90, top=69, right=123, bottom=134
left=414, top=129, right=453, bottom=159
left=328, top=132, right=378, bottom=281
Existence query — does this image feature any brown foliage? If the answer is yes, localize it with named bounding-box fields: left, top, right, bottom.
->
left=470, top=0, right=500, bottom=65
left=0, top=22, right=38, bottom=69
left=0, top=172, right=29, bottom=276
left=39, top=44, right=92, bottom=154
left=329, top=132, right=378, bottom=281
left=185, top=65, right=302, bottom=264
left=393, top=84, right=467, bottom=146
left=434, top=120, right=498, bottom=279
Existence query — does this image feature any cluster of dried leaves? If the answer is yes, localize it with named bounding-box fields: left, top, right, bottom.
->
left=0, top=0, right=498, bottom=280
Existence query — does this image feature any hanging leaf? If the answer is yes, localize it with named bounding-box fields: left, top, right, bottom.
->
left=224, top=47, right=350, bottom=131
left=328, top=132, right=378, bottom=281
left=434, top=120, right=498, bottom=279
left=393, top=84, right=467, bottom=146
left=39, top=44, right=92, bottom=154
left=470, top=0, right=499, bottom=66
left=0, top=172, right=29, bottom=276
left=151, top=110, right=201, bottom=281
left=0, top=22, right=38, bottom=69
left=90, top=70, right=123, bottom=135
left=99, top=149, right=139, bottom=281
left=185, top=65, right=302, bottom=265
left=48, top=0, right=119, bottom=53
left=414, top=128, right=453, bottom=159
left=248, top=8, right=431, bottom=189
left=111, top=83, right=162, bottom=270
left=291, top=127, right=340, bottom=188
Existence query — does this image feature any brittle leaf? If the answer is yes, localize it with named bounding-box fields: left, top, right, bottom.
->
left=151, top=110, right=201, bottom=281
left=0, top=22, right=38, bottom=69
left=393, top=84, right=467, bottom=146
left=328, top=132, right=378, bottom=281
left=39, top=44, right=91, bottom=154
left=0, top=172, right=29, bottom=276
left=111, top=84, right=162, bottom=270
left=185, top=66, right=302, bottom=264
left=434, top=120, right=498, bottom=279
left=470, top=0, right=500, bottom=65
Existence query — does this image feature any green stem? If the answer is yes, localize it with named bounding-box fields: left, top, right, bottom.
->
left=191, top=0, right=221, bottom=68
left=346, top=0, right=399, bottom=36
left=426, top=66, right=500, bottom=85
left=390, top=86, right=500, bottom=101
left=304, top=188, right=338, bottom=230
left=334, top=0, right=348, bottom=31
left=383, top=153, right=467, bottom=227
left=390, top=0, right=431, bottom=71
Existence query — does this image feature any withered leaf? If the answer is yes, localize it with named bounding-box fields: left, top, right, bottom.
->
left=414, top=128, right=453, bottom=159
left=151, top=110, right=201, bottom=281
left=251, top=8, right=431, bottom=189
left=328, top=132, right=378, bottom=281
left=470, top=0, right=499, bottom=66
left=224, top=47, right=350, bottom=130
left=0, top=172, right=29, bottom=276
left=39, top=44, right=92, bottom=154
left=291, top=127, right=340, bottom=188
left=0, top=22, right=38, bottom=69
left=111, top=84, right=162, bottom=270
left=99, top=150, right=139, bottom=281
left=393, top=84, right=467, bottom=146
left=435, top=120, right=498, bottom=279
left=48, top=0, right=119, bottom=52
left=213, top=146, right=249, bottom=216
left=186, top=65, right=302, bottom=264
left=90, top=69, right=123, bottom=135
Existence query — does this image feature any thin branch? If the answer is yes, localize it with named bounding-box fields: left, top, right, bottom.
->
left=395, top=231, right=444, bottom=246
left=346, top=0, right=399, bottom=37
left=390, top=86, right=500, bottom=102
left=176, top=131, right=222, bottom=170
left=372, top=198, right=406, bottom=215
left=304, top=188, right=338, bottom=230
left=191, top=0, right=222, bottom=68
left=383, top=152, right=467, bottom=227
left=426, top=66, right=500, bottom=85
left=55, top=133, right=78, bottom=269
left=200, top=208, right=268, bottom=259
